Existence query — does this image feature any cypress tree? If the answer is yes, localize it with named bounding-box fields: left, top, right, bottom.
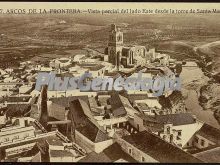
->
left=39, top=85, right=48, bottom=129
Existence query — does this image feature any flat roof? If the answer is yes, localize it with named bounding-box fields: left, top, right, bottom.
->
left=46, top=135, right=64, bottom=146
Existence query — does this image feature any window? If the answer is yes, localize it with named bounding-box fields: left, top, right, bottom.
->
left=167, top=126, right=170, bottom=134
left=128, top=148, right=132, bottom=155
left=201, top=139, right=205, bottom=146
left=4, top=137, right=9, bottom=142
left=195, top=137, right=199, bottom=143
left=141, top=156, right=145, bottom=162
left=178, top=131, right=182, bottom=136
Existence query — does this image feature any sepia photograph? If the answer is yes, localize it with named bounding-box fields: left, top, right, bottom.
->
left=0, top=2, right=220, bottom=163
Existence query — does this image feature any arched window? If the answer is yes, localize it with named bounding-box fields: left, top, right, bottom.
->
left=117, top=35, right=121, bottom=42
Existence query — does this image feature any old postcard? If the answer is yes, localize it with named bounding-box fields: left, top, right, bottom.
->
left=0, top=2, right=220, bottom=163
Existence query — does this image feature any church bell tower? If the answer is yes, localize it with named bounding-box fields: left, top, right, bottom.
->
left=108, top=24, right=123, bottom=68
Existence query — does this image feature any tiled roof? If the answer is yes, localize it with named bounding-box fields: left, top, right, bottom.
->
left=6, top=104, right=31, bottom=117
left=109, top=93, right=127, bottom=117
left=48, top=103, right=66, bottom=121
left=50, top=96, right=89, bottom=108
left=196, top=123, right=220, bottom=145
left=128, top=94, right=149, bottom=103
left=159, top=91, right=183, bottom=109
left=122, top=131, right=203, bottom=163
left=141, top=113, right=196, bottom=126
left=76, top=119, right=109, bottom=143
left=79, top=143, right=137, bottom=162
left=69, top=99, right=109, bottom=143
left=189, top=144, right=219, bottom=155
left=194, top=146, right=220, bottom=163
left=69, top=99, right=88, bottom=127
left=155, top=113, right=196, bottom=126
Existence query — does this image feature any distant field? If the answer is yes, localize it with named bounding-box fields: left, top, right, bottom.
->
left=61, top=24, right=105, bottom=33
left=30, top=49, right=88, bottom=62
left=0, top=14, right=220, bottom=67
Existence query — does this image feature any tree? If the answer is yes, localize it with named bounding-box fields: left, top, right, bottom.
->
left=39, top=85, right=48, bottom=129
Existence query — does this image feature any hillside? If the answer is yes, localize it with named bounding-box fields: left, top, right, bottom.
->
left=196, top=41, right=220, bottom=125
left=197, top=41, right=220, bottom=74
left=156, top=41, right=196, bottom=60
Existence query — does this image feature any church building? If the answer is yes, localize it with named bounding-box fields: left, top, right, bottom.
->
left=105, top=24, right=149, bottom=68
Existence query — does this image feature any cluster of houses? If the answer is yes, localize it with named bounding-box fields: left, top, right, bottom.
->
left=0, top=24, right=219, bottom=163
